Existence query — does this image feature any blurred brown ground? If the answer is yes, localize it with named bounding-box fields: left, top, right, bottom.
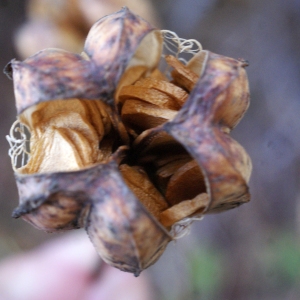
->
left=1, top=1, right=300, bottom=299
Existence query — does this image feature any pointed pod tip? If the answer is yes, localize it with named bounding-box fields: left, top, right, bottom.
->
left=11, top=209, right=21, bottom=219
left=238, top=58, right=249, bottom=67
left=134, top=270, right=141, bottom=277
left=3, top=60, right=14, bottom=80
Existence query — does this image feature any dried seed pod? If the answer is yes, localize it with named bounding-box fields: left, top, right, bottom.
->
left=163, top=51, right=251, bottom=212
left=84, top=7, right=162, bottom=104
left=6, top=8, right=252, bottom=275
left=6, top=7, right=160, bottom=227
left=5, top=8, right=170, bottom=275
left=87, top=160, right=171, bottom=276
left=8, top=95, right=122, bottom=232
left=6, top=7, right=162, bottom=114
left=120, top=49, right=251, bottom=222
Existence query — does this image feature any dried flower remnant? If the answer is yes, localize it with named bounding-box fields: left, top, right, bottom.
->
left=15, top=0, right=160, bottom=58
left=5, top=8, right=251, bottom=276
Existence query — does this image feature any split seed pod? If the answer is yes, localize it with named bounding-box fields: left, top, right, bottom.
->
left=6, top=7, right=251, bottom=276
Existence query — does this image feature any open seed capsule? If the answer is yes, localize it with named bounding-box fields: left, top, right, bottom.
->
left=5, top=7, right=251, bottom=275
left=119, top=49, right=251, bottom=218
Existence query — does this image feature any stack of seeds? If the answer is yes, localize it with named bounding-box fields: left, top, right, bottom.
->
left=117, top=54, right=210, bottom=228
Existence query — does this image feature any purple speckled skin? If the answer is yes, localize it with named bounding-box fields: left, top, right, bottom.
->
left=132, top=51, right=251, bottom=214
left=84, top=7, right=155, bottom=102
left=163, top=51, right=251, bottom=212
left=7, top=9, right=251, bottom=275
left=13, top=156, right=171, bottom=276
left=7, top=7, right=155, bottom=115
left=9, top=8, right=169, bottom=275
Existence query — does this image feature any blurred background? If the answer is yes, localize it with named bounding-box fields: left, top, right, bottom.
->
left=0, top=0, right=300, bottom=299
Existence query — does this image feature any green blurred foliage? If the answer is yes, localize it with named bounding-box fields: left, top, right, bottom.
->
left=263, top=231, right=300, bottom=290
left=187, top=245, right=224, bottom=299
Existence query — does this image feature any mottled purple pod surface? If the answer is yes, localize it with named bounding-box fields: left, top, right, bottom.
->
left=163, top=51, right=251, bottom=212
left=5, top=8, right=252, bottom=276
left=85, top=160, right=171, bottom=276
left=84, top=7, right=162, bottom=103
left=13, top=169, right=92, bottom=232
left=7, top=49, right=96, bottom=115
left=13, top=158, right=171, bottom=274
left=5, top=7, right=161, bottom=114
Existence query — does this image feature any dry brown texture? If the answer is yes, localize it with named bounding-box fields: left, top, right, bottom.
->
left=114, top=66, right=148, bottom=106
left=165, top=55, right=200, bottom=92
left=163, top=51, right=251, bottom=212
left=8, top=49, right=95, bottom=115
left=117, top=55, right=210, bottom=228
left=83, top=161, right=171, bottom=276
left=165, top=160, right=206, bottom=206
left=19, top=99, right=113, bottom=175
left=7, top=8, right=251, bottom=276
left=117, top=56, right=207, bottom=229
left=20, top=192, right=90, bottom=231
left=135, top=77, right=188, bottom=107
left=160, top=193, right=209, bottom=227
left=149, top=69, right=168, bottom=81
left=8, top=9, right=170, bottom=276
left=155, top=155, right=192, bottom=190
left=84, top=8, right=162, bottom=104
left=7, top=7, right=160, bottom=114
left=119, top=164, right=168, bottom=220
left=121, top=52, right=251, bottom=217
left=121, top=100, right=177, bottom=135
left=13, top=156, right=172, bottom=275
left=11, top=97, right=124, bottom=233
left=15, top=0, right=160, bottom=60
left=119, top=86, right=180, bottom=110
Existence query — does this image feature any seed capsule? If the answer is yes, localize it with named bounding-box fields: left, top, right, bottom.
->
left=6, top=7, right=251, bottom=275
left=163, top=51, right=251, bottom=212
